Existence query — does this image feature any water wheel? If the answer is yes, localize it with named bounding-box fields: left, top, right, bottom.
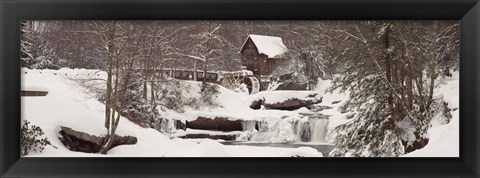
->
left=242, top=76, right=260, bottom=94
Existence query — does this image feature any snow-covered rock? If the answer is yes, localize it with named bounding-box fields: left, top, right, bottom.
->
left=185, top=117, right=243, bottom=132
left=247, top=91, right=322, bottom=110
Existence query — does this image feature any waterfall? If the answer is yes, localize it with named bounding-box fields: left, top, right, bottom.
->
left=241, top=118, right=329, bottom=143
left=295, top=121, right=302, bottom=142
left=310, top=119, right=329, bottom=143
left=256, top=121, right=269, bottom=132
left=295, top=119, right=311, bottom=142
left=242, top=120, right=257, bottom=132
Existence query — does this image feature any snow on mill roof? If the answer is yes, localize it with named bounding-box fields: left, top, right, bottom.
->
left=240, top=34, right=288, bottom=58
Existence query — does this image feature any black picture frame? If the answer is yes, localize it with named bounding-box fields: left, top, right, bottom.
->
left=1, top=0, right=479, bottom=177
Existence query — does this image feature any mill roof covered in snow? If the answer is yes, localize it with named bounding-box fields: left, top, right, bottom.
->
left=240, top=34, right=288, bottom=58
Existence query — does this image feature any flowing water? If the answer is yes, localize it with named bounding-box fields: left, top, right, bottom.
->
left=221, top=141, right=335, bottom=156
left=228, top=105, right=335, bottom=155
left=310, top=119, right=329, bottom=143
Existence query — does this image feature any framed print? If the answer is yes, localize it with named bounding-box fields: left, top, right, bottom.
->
left=1, top=0, right=479, bottom=177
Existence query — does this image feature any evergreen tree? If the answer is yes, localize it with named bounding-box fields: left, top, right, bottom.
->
left=329, top=21, right=459, bottom=157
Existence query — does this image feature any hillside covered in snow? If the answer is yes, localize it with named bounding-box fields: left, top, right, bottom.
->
left=21, top=68, right=327, bottom=157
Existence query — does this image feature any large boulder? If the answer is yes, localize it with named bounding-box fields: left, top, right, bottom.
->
left=180, top=133, right=238, bottom=141
left=248, top=91, right=323, bottom=110
left=58, top=126, right=137, bottom=153
left=186, top=117, right=243, bottom=132
left=276, top=82, right=308, bottom=91
left=249, top=98, right=265, bottom=109
left=264, top=97, right=322, bottom=110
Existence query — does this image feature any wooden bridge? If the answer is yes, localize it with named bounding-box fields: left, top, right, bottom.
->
left=133, top=68, right=221, bottom=83
left=133, top=68, right=261, bottom=94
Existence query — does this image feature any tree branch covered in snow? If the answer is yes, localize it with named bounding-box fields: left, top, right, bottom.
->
left=328, top=21, right=459, bottom=157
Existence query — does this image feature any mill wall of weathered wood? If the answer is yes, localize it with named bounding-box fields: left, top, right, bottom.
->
left=240, top=38, right=276, bottom=77
left=240, top=35, right=287, bottom=91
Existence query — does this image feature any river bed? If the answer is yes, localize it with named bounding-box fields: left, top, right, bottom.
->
left=221, top=141, right=335, bottom=156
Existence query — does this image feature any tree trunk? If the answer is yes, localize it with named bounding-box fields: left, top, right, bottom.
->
left=427, top=60, right=436, bottom=111
left=151, top=80, right=155, bottom=105
left=104, top=26, right=115, bottom=129
left=100, top=114, right=121, bottom=154
left=143, top=82, right=148, bottom=101
left=426, top=22, right=438, bottom=111
left=193, top=60, right=198, bottom=81
left=384, top=25, right=394, bottom=121
left=407, top=76, right=413, bottom=110
left=202, top=22, right=213, bottom=90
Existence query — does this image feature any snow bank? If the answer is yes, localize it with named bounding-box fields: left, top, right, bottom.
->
left=314, top=79, right=349, bottom=130
left=178, top=88, right=314, bottom=122
left=403, top=71, right=459, bottom=157
left=224, top=145, right=323, bottom=157
left=312, top=78, right=350, bottom=143
left=285, top=147, right=324, bottom=157
left=403, top=110, right=459, bottom=157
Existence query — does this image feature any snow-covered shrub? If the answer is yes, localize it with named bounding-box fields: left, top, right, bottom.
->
left=200, top=83, right=220, bottom=106
left=89, top=73, right=163, bottom=129
left=30, top=56, right=60, bottom=70
left=329, top=103, right=405, bottom=157
left=154, top=117, right=175, bottom=134
left=21, top=120, right=54, bottom=156
left=157, top=80, right=200, bottom=111
left=116, top=83, right=165, bottom=129
left=121, top=97, right=160, bottom=128
left=156, top=80, right=220, bottom=112
left=157, top=80, right=187, bottom=111
left=401, top=99, right=453, bottom=153
left=394, top=118, right=416, bottom=147
left=428, top=99, right=453, bottom=126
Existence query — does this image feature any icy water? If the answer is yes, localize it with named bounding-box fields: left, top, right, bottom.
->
left=223, top=104, right=336, bottom=156
left=220, top=141, right=335, bottom=156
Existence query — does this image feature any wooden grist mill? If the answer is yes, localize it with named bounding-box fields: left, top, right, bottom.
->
left=219, top=34, right=288, bottom=94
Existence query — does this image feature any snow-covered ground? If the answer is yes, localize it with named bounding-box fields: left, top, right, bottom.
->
left=403, top=71, right=459, bottom=157
left=21, top=68, right=324, bottom=157
left=21, top=67, right=458, bottom=157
